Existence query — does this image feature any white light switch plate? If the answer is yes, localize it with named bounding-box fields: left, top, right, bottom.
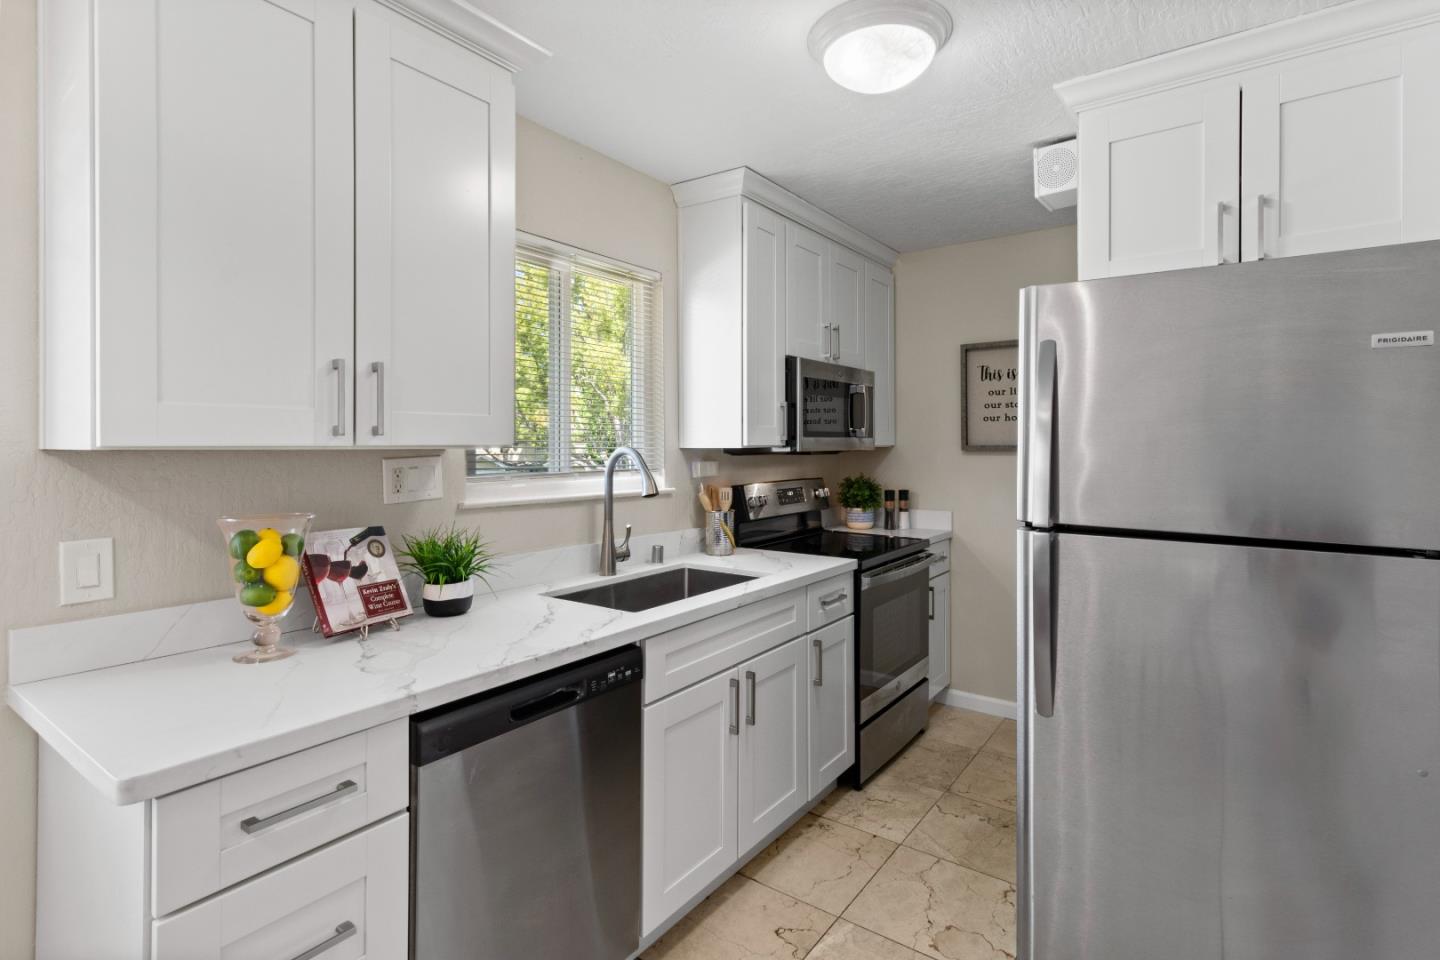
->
left=382, top=456, right=443, bottom=504
left=59, top=538, right=114, bottom=606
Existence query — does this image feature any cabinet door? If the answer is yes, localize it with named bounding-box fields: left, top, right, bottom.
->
left=927, top=574, right=950, bottom=701
left=94, top=0, right=354, bottom=447
left=862, top=261, right=896, bottom=447
left=807, top=619, right=854, bottom=800
left=355, top=2, right=516, bottom=447
left=828, top=242, right=865, bottom=367
left=738, top=638, right=807, bottom=851
left=1077, top=82, right=1240, bottom=279
left=1242, top=26, right=1440, bottom=261
left=642, top=670, right=739, bottom=935
left=784, top=221, right=829, bottom=362
left=742, top=200, right=787, bottom=447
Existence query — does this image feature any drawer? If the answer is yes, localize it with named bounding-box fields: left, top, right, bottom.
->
left=928, top=538, right=951, bottom=577
left=152, top=813, right=407, bottom=960
left=152, top=720, right=407, bottom=917
left=644, top=588, right=805, bottom=703
left=806, top=573, right=854, bottom=631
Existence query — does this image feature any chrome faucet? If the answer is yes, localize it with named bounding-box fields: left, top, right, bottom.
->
left=600, top=446, right=660, bottom=576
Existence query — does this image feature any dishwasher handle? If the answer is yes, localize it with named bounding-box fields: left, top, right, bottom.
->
left=411, top=644, right=644, bottom=766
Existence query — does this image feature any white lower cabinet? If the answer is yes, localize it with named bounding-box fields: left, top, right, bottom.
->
left=152, top=813, right=408, bottom=960
left=928, top=573, right=951, bottom=701
left=643, top=614, right=855, bottom=938
left=642, top=670, right=740, bottom=933
left=737, top=639, right=808, bottom=851
left=807, top=619, right=854, bottom=799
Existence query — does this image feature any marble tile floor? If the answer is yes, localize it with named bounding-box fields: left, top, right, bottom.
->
left=644, top=705, right=1019, bottom=960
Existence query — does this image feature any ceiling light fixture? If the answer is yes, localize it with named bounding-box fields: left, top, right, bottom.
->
left=808, top=0, right=953, bottom=95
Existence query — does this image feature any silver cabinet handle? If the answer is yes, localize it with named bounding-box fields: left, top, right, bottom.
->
left=239, top=780, right=358, bottom=835
left=289, top=921, right=356, bottom=960
left=1253, top=194, right=1270, bottom=260
left=330, top=358, right=347, bottom=437
left=1216, top=201, right=1230, bottom=265
left=812, top=636, right=823, bottom=687
left=928, top=586, right=935, bottom=621
left=729, top=677, right=740, bottom=735
left=370, top=361, right=385, bottom=437
left=1029, top=339, right=1057, bottom=527
left=745, top=670, right=756, bottom=726
left=1031, top=532, right=1056, bottom=719
left=822, top=322, right=833, bottom=359
left=819, top=590, right=847, bottom=608
left=831, top=324, right=840, bottom=360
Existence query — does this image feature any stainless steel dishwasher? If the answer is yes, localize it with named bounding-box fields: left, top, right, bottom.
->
left=410, top=645, right=642, bottom=959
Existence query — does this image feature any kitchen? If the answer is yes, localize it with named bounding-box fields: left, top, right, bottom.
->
left=1, top=0, right=1437, bottom=959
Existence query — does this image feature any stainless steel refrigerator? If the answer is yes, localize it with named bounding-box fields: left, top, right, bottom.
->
left=1016, top=242, right=1440, bottom=960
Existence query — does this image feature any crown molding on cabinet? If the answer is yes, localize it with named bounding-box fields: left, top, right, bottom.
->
left=379, top=0, right=551, bottom=71
left=1055, top=0, right=1440, bottom=114
left=671, top=167, right=900, bottom=267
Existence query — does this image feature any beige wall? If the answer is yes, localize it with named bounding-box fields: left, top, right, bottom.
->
left=0, top=4, right=866, bottom=953
left=866, top=226, right=1077, bottom=704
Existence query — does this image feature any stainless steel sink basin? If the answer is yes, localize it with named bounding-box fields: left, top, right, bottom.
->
left=553, top=567, right=756, bottom=613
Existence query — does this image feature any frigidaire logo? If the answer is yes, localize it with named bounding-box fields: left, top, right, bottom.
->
left=1371, top=330, right=1435, bottom=349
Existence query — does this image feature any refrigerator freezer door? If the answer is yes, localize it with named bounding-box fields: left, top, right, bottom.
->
left=1020, top=241, right=1440, bottom=550
left=1021, top=531, right=1440, bottom=960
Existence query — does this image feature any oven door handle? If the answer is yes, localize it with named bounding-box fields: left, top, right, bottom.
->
left=861, top=551, right=935, bottom=590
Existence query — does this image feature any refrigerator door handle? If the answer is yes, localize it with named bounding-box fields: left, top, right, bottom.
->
left=1030, top=339, right=1057, bottom=527
left=1031, top=531, right=1056, bottom=718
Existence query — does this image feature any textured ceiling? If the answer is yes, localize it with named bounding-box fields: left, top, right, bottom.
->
left=486, top=0, right=1356, bottom=252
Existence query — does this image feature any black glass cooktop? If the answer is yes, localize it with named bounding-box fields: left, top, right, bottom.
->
left=751, top=530, right=928, bottom=571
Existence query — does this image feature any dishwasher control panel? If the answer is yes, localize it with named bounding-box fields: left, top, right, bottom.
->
left=590, top=662, right=642, bottom=694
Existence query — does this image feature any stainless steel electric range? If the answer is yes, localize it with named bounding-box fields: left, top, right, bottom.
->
left=731, top=478, right=934, bottom=784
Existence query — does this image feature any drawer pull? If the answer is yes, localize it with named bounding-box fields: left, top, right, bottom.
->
left=239, top=780, right=358, bottom=835
left=818, top=591, right=847, bottom=609
left=289, top=921, right=357, bottom=960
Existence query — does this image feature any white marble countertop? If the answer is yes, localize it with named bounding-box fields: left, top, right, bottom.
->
left=7, top=549, right=853, bottom=805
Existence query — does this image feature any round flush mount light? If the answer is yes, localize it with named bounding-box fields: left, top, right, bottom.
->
left=808, top=0, right=953, bottom=95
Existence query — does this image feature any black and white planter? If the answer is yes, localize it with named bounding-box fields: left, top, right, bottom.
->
left=421, top=580, right=474, bottom=617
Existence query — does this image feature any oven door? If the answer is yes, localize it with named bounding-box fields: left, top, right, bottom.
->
left=788, top=357, right=876, bottom=452
left=857, top=551, right=933, bottom=721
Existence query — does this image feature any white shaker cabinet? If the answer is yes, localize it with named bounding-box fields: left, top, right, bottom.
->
left=354, top=1, right=516, bottom=447
left=928, top=571, right=950, bottom=701
left=1240, top=26, right=1440, bottom=262
left=40, top=0, right=536, bottom=449
left=737, top=638, right=808, bottom=852
left=41, top=0, right=357, bottom=448
left=1077, top=82, right=1240, bottom=280
left=744, top=201, right=790, bottom=448
left=863, top=262, right=896, bottom=447
left=641, top=670, right=739, bottom=935
left=828, top=242, right=866, bottom=368
left=784, top=222, right=830, bottom=363
left=807, top=618, right=854, bottom=799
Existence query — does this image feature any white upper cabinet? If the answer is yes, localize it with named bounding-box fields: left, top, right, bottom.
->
left=1241, top=25, right=1440, bottom=261
left=784, top=222, right=829, bottom=363
left=354, top=1, right=515, bottom=447
left=1077, top=82, right=1240, bottom=279
left=862, top=262, right=895, bottom=448
left=673, top=168, right=898, bottom=449
left=828, top=242, right=866, bottom=367
left=1063, top=3, right=1440, bottom=280
left=40, top=0, right=540, bottom=449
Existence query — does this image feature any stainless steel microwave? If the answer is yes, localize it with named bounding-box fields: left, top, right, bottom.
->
left=783, top=357, right=875, bottom=452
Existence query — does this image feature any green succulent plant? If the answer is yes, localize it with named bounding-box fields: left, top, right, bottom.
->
left=396, top=526, right=495, bottom=587
left=837, top=474, right=883, bottom=511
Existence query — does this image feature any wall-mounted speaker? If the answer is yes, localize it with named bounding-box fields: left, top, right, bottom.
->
left=1033, top=139, right=1078, bottom=212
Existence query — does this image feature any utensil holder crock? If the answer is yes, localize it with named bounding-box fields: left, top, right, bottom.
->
left=703, top=511, right=736, bottom=556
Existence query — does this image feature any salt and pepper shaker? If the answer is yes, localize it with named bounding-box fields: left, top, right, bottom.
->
left=898, top=489, right=911, bottom=530
left=883, top=489, right=897, bottom=530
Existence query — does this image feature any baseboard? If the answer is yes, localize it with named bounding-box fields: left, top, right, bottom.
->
left=938, top=688, right=1018, bottom=720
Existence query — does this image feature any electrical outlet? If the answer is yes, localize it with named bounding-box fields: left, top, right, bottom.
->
left=382, top=456, right=443, bottom=504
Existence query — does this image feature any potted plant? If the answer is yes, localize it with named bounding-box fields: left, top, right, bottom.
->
left=397, top=526, right=494, bottom=617
left=837, top=474, right=883, bottom=530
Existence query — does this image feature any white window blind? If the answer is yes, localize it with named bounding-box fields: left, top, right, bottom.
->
left=469, top=236, right=663, bottom=480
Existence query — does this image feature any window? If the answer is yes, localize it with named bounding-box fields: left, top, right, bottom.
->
left=469, top=235, right=663, bottom=490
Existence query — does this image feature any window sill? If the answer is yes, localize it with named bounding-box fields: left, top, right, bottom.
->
left=461, top=473, right=676, bottom=509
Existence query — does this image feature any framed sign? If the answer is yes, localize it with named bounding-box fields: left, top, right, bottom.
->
left=961, top=340, right=1020, bottom=451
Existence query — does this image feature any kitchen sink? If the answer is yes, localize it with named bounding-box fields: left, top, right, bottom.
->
left=552, top=567, right=756, bottom=613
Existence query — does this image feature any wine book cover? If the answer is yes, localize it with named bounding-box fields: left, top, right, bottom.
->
left=302, top=525, right=414, bottom=637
